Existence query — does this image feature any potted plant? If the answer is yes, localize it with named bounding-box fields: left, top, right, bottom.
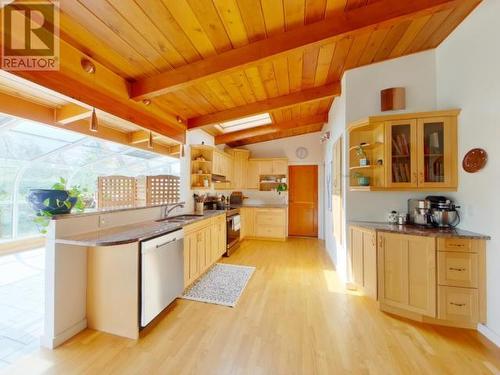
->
left=356, top=144, right=370, bottom=166
left=27, top=177, right=88, bottom=234
left=353, top=172, right=370, bottom=186
left=276, top=182, right=288, bottom=195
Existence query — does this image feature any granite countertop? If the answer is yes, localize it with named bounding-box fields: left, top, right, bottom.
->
left=51, top=203, right=172, bottom=220
left=350, top=221, right=491, bottom=240
left=56, top=211, right=225, bottom=247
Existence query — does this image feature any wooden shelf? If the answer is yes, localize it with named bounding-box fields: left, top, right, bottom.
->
left=349, top=142, right=383, bottom=152
left=192, top=160, right=211, bottom=163
left=191, top=173, right=211, bottom=176
left=349, top=165, right=380, bottom=171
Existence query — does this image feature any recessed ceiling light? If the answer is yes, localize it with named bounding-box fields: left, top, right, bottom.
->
left=215, top=113, right=272, bottom=133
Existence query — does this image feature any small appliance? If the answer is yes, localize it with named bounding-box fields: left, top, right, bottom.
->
left=426, top=195, right=461, bottom=228
left=407, top=199, right=433, bottom=226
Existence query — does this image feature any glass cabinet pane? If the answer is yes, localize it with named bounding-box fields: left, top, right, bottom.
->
left=422, top=122, right=445, bottom=183
left=390, top=124, right=412, bottom=183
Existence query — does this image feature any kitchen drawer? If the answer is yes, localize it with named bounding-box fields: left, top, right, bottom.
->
left=437, top=238, right=477, bottom=253
left=184, top=217, right=212, bottom=234
left=255, top=211, right=285, bottom=226
left=255, top=225, right=285, bottom=239
left=438, top=286, right=479, bottom=323
left=438, top=252, right=478, bottom=288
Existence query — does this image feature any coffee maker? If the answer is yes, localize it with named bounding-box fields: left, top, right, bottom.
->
left=426, top=196, right=460, bottom=228
left=407, top=199, right=433, bottom=226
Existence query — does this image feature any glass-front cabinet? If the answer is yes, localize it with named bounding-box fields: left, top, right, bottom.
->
left=348, top=110, right=459, bottom=191
left=417, top=117, right=457, bottom=189
left=385, top=120, right=418, bottom=188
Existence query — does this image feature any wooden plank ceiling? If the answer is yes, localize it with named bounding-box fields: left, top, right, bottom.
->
left=2, top=0, right=481, bottom=147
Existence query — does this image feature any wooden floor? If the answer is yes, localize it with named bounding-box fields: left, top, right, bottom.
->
left=3, top=238, right=500, bottom=375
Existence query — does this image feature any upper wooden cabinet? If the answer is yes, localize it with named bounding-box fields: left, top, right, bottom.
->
left=190, top=145, right=233, bottom=190
left=348, top=109, right=459, bottom=191
left=226, top=149, right=250, bottom=189
left=247, top=158, right=288, bottom=190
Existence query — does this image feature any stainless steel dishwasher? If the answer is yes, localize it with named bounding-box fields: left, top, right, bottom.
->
left=140, top=229, right=184, bottom=328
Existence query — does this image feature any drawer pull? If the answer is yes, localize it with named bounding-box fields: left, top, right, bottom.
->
left=448, top=243, right=465, bottom=248
left=450, top=302, right=466, bottom=307
left=449, top=267, right=466, bottom=272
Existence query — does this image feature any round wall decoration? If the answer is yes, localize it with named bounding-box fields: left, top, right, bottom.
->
left=462, top=148, right=488, bottom=173
left=295, top=147, right=309, bottom=159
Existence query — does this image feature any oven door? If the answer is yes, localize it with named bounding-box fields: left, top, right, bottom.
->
left=226, top=214, right=241, bottom=251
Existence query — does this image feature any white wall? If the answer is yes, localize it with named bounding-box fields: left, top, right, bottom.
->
left=322, top=77, right=346, bottom=271
left=436, top=0, right=500, bottom=343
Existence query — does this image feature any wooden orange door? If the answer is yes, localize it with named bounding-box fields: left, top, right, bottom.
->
left=288, top=165, right=318, bottom=237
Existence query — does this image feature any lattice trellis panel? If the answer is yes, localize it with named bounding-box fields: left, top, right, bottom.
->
left=97, top=176, right=137, bottom=209
left=136, top=175, right=180, bottom=206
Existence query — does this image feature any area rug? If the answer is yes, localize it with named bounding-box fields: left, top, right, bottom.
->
left=181, top=263, right=255, bottom=307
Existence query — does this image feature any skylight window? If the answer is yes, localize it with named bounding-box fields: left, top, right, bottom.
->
left=215, top=113, right=272, bottom=133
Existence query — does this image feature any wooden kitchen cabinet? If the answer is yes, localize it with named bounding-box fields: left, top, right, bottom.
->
left=272, top=159, right=288, bottom=175
left=258, top=160, right=273, bottom=175
left=348, top=109, right=459, bottom=191
left=227, top=149, right=250, bottom=189
left=385, top=119, right=418, bottom=188
left=349, top=226, right=377, bottom=299
left=378, top=232, right=436, bottom=317
left=183, top=215, right=226, bottom=288
left=247, top=160, right=259, bottom=189
left=241, top=207, right=286, bottom=240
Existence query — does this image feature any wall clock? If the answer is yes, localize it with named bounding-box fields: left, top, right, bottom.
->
left=295, top=147, right=308, bottom=160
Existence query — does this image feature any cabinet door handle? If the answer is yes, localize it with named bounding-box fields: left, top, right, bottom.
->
left=449, top=267, right=466, bottom=272
left=419, top=171, right=424, bottom=183
left=450, top=302, right=466, bottom=307
left=413, top=172, right=418, bottom=183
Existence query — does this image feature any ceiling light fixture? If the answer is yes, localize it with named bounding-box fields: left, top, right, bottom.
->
left=148, top=131, right=154, bottom=149
left=142, top=99, right=151, bottom=106
left=81, top=58, right=96, bottom=74
left=89, top=108, right=98, bottom=132
left=176, top=116, right=183, bottom=124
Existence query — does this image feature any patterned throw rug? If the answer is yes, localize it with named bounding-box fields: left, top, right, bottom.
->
left=181, top=263, right=255, bottom=307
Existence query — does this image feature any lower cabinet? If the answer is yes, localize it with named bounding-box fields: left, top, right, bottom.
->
left=241, top=207, right=287, bottom=240
left=377, top=232, right=436, bottom=317
left=183, top=215, right=226, bottom=288
left=349, top=226, right=377, bottom=299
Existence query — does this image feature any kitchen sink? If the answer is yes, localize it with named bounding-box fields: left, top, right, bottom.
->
left=155, top=214, right=201, bottom=223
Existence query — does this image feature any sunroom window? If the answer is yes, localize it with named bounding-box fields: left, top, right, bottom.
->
left=0, top=115, right=180, bottom=241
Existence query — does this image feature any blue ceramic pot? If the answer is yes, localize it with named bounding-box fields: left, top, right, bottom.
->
left=357, top=176, right=370, bottom=186
left=27, top=189, right=77, bottom=215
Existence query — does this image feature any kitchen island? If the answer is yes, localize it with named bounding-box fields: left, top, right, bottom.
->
left=43, top=204, right=226, bottom=349
left=348, top=221, right=490, bottom=330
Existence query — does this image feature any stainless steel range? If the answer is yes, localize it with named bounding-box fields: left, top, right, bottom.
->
left=225, top=207, right=241, bottom=256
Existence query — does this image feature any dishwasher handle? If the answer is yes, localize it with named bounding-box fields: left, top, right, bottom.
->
left=155, top=238, right=178, bottom=248
left=141, top=229, right=184, bottom=254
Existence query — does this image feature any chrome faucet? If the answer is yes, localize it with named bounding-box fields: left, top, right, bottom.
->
left=164, top=202, right=185, bottom=218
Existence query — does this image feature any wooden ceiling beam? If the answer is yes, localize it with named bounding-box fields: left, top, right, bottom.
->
left=128, top=130, right=162, bottom=144
left=130, top=0, right=460, bottom=99
left=214, top=113, right=328, bottom=145
left=0, top=91, right=179, bottom=157
left=55, top=103, right=92, bottom=124
left=228, top=123, right=325, bottom=147
left=188, top=83, right=339, bottom=129
left=0, top=28, right=186, bottom=143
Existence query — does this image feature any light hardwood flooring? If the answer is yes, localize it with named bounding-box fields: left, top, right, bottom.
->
left=2, top=238, right=500, bottom=374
